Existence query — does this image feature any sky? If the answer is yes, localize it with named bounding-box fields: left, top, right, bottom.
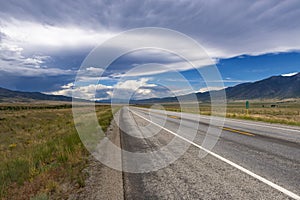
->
left=0, top=0, right=300, bottom=100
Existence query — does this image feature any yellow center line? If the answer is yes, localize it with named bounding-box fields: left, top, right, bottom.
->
left=222, top=127, right=255, bottom=136
left=134, top=108, right=254, bottom=137
left=168, top=115, right=180, bottom=119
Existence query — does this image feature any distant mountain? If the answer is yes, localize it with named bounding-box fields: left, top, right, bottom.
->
left=225, top=72, right=300, bottom=99
left=4, top=72, right=298, bottom=103
left=130, top=72, right=300, bottom=104
left=0, top=87, right=73, bottom=102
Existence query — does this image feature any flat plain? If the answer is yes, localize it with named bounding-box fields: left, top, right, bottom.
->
left=0, top=103, right=113, bottom=200
left=139, top=99, right=300, bottom=126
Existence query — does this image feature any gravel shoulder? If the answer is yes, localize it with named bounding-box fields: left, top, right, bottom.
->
left=69, top=107, right=296, bottom=199
left=121, top=108, right=293, bottom=200
left=69, top=115, right=124, bottom=200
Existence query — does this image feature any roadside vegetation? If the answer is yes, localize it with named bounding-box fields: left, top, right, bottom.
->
left=0, top=103, right=114, bottom=200
left=225, top=101, right=300, bottom=126
left=137, top=100, right=300, bottom=126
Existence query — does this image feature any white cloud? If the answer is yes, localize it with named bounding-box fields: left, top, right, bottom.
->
left=100, top=48, right=214, bottom=78
left=1, top=0, right=300, bottom=93
left=281, top=72, right=298, bottom=77
left=0, top=20, right=115, bottom=78
left=0, top=43, right=74, bottom=76
left=198, top=86, right=226, bottom=93
left=50, top=78, right=175, bottom=100
left=0, top=43, right=23, bottom=59
left=86, top=67, right=104, bottom=73
left=112, top=78, right=161, bottom=100
left=61, top=82, right=74, bottom=89
left=1, top=19, right=115, bottom=50
left=23, top=55, right=50, bottom=68
left=136, top=88, right=151, bottom=95
left=51, top=83, right=112, bottom=100
left=114, top=78, right=156, bottom=90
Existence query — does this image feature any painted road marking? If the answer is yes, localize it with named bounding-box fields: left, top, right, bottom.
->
left=136, top=108, right=254, bottom=136
left=223, top=118, right=300, bottom=133
left=130, top=109, right=300, bottom=200
left=138, top=107, right=300, bottom=133
left=140, top=108, right=253, bottom=136
left=168, top=115, right=180, bottom=119
left=222, top=127, right=255, bottom=136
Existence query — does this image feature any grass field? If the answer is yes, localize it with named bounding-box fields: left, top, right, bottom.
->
left=137, top=99, right=300, bottom=126
left=0, top=103, right=114, bottom=200
left=1, top=100, right=299, bottom=199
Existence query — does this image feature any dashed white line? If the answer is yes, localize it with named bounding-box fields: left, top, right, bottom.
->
left=130, top=109, right=300, bottom=200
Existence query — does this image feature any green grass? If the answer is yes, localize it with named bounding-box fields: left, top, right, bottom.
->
left=0, top=104, right=114, bottom=200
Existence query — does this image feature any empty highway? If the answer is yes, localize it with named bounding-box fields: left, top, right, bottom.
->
left=115, top=106, right=300, bottom=199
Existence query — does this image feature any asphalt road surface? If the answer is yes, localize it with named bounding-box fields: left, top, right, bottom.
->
left=117, top=106, right=300, bottom=200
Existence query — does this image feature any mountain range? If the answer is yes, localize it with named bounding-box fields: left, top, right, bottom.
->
left=131, top=72, right=300, bottom=103
left=0, top=87, right=72, bottom=102
left=0, top=72, right=299, bottom=103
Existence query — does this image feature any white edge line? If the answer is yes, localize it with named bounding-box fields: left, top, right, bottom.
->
left=130, top=108, right=300, bottom=200
left=137, top=107, right=300, bottom=133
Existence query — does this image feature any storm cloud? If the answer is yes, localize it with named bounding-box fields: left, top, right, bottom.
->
left=1, top=0, right=300, bottom=97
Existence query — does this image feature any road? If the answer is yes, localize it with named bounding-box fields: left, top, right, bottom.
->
left=117, top=106, right=300, bottom=199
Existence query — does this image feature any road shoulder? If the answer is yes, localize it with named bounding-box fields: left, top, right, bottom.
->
left=69, top=116, right=124, bottom=200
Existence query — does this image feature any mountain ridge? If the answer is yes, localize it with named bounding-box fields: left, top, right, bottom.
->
left=0, top=87, right=73, bottom=102
left=1, top=73, right=299, bottom=103
left=130, top=72, right=300, bottom=104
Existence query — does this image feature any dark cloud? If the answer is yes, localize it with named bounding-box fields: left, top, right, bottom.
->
left=1, top=0, right=300, bottom=56
left=0, top=72, right=74, bottom=92
left=1, top=0, right=300, bottom=94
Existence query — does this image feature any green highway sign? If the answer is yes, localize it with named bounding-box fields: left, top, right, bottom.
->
left=246, top=101, right=249, bottom=109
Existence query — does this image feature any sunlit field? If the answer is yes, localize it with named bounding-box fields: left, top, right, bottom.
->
left=0, top=100, right=299, bottom=199
left=137, top=99, right=300, bottom=126
left=0, top=103, right=113, bottom=200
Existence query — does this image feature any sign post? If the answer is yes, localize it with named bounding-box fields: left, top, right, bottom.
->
left=246, top=100, right=249, bottom=115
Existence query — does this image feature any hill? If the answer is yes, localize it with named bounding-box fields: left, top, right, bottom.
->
left=131, top=72, right=300, bottom=104
left=2, top=73, right=299, bottom=103
left=225, top=72, right=300, bottom=99
left=0, top=87, right=73, bottom=102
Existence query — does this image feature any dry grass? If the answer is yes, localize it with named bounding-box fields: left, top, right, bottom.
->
left=225, top=101, right=300, bottom=126
left=137, top=100, right=300, bottom=126
left=0, top=104, right=114, bottom=200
